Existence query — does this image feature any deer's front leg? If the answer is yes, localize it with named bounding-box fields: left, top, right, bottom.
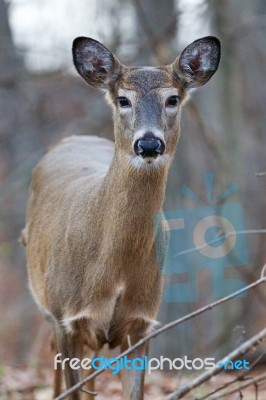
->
left=54, top=323, right=82, bottom=400
left=50, top=331, right=62, bottom=398
left=80, top=349, right=98, bottom=400
left=120, top=337, right=149, bottom=400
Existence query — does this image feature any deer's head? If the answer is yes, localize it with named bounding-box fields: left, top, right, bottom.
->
left=73, top=36, right=220, bottom=170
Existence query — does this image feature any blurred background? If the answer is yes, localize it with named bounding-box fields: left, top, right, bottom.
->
left=0, top=0, right=266, bottom=397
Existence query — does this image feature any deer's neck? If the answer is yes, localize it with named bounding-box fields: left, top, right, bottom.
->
left=103, top=153, right=168, bottom=216
left=97, top=153, right=168, bottom=266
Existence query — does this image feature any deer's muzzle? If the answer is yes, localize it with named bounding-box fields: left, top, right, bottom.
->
left=134, top=132, right=165, bottom=158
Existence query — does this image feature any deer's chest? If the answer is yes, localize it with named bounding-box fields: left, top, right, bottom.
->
left=62, top=275, right=160, bottom=350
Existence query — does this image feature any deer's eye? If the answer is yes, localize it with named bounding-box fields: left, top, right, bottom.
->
left=166, top=95, right=179, bottom=107
left=118, top=97, right=131, bottom=107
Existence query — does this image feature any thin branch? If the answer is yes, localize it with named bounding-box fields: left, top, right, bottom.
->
left=163, top=328, right=266, bottom=400
left=197, top=351, right=266, bottom=400
left=127, top=335, right=132, bottom=348
left=209, top=372, right=266, bottom=400
left=55, top=265, right=266, bottom=400
left=79, top=388, right=97, bottom=397
left=174, top=229, right=266, bottom=258
left=255, top=172, right=266, bottom=177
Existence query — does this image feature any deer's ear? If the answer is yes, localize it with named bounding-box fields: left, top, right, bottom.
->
left=173, top=36, right=221, bottom=89
left=72, top=37, right=123, bottom=89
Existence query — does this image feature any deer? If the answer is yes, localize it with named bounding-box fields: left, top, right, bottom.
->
left=22, top=36, right=221, bottom=399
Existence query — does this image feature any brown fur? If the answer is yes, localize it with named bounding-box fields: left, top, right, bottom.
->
left=23, top=36, right=220, bottom=399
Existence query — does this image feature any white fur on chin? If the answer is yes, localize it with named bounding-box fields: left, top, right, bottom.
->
left=126, top=154, right=170, bottom=171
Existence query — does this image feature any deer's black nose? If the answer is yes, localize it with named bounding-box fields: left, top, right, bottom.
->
left=134, top=133, right=165, bottom=158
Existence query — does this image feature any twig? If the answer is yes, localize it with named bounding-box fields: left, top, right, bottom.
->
left=197, top=351, right=266, bottom=400
left=174, top=229, right=266, bottom=258
left=55, top=265, right=266, bottom=400
left=127, top=335, right=132, bottom=348
left=79, top=388, right=97, bottom=397
left=209, top=372, right=266, bottom=400
left=163, top=328, right=266, bottom=400
left=255, top=172, right=266, bottom=177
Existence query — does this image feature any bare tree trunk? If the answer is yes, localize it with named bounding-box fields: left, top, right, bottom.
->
left=0, top=0, right=22, bottom=80
left=205, top=0, right=266, bottom=353
left=134, top=0, right=177, bottom=64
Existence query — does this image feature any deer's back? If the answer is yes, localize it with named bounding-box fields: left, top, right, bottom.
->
left=28, top=135, right=114, bottom=200
left=38, top=135, right=114, bottom=179
left=26, top=135, right=114, bottom=229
